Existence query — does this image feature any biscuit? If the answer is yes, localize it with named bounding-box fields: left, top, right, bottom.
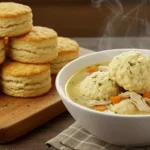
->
left=0, top=38, right=5, bottom=64
left=9, top=26, right=58, bottom=64
left=1, top=60, right=51, bottom=98
left=51, top=37, right=79, bottom=74
left=51, top=60, right=71, bottom=74
left=0, top=2, right=33, bottom=37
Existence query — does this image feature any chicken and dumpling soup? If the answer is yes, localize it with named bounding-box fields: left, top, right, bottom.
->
left=65, top=51, right=150, bottom=115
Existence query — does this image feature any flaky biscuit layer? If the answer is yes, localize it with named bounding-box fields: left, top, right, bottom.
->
left=1, top=70, right=51, bottom=97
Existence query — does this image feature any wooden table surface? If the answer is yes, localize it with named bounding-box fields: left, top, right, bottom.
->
left=1, top=37, right=150, bottom=150
left=0, top=112, right=74, bottom=150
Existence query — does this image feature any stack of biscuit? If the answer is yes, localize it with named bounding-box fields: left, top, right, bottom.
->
left=0, top=2, right=79, bottom=98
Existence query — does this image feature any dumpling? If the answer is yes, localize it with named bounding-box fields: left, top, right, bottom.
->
left=110, top=99, right=137, bottom=114
left=79, top=71, right=120, bottom=100
left=109, top=51, right=150, bottom=93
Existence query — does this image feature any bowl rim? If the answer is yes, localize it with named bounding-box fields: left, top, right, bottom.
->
left=56, top=48, right=150, bottom=118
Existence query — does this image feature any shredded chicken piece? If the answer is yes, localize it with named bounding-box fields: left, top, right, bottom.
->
left=119, top=92, right=131, bottom=99
left=120, top=92, right=150, bottom=112
left=144, top=98, right=150, bottom=104
left=129, top=92, right=150, bottom=112
left=88, top=100, right=110, bottom=106
left=98, top=66, right=109, bottom=72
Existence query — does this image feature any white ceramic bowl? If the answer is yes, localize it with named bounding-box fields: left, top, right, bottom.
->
left=56, top=49, right=150, bottom=146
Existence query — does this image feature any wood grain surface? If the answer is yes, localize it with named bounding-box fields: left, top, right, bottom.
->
left=0, top=47, right=93, bottom=144
left=0, top=112, right=75, bottom=150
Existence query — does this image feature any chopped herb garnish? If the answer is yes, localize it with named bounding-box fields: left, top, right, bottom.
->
left=140, top=69, right=142, bottom=74
left=115, top=111, right=118, bottom=114
left=108, top=78, right=112, bottom=81
left=92, top=75, right=97, bottom=78
left=130, top=70, right=132, bottom=74
left=129, top=62, right=135, bottom=66
left=69, top=81, right=74, bottom=85
left=3, top=104, right=8, bottom=107
left=98, top=83, right=102, bottom=86
left=96, top=97, right=99, bottom=100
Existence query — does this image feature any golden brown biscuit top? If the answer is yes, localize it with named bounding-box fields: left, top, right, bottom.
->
left=57, top=37, right=79, bottom=54
left=0, top=2, right=32, bottom=18
left=1, top=60, right=50, bottom=77
left=12, top=26, right=57, bottom=42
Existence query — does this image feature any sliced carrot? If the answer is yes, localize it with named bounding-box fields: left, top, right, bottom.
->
left=110, top=96, right=122, bottom=104
left=93, top=105, right=107, bottom=111
left=143, top=92, right=150, bottom=99
left=87, top=67, right=98, bottom=73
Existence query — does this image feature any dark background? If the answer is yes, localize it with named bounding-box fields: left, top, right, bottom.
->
left=0, top=0, right=150, bottom=37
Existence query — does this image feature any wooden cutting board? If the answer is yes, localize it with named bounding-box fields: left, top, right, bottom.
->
left=0, top=47, right=93, bottom=143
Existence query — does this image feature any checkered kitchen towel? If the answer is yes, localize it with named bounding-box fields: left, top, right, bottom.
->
left=46, top=122, right=148, bottom=150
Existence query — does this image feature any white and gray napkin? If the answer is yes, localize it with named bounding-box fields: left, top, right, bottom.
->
left=46, top=122, right=148, bottom=150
